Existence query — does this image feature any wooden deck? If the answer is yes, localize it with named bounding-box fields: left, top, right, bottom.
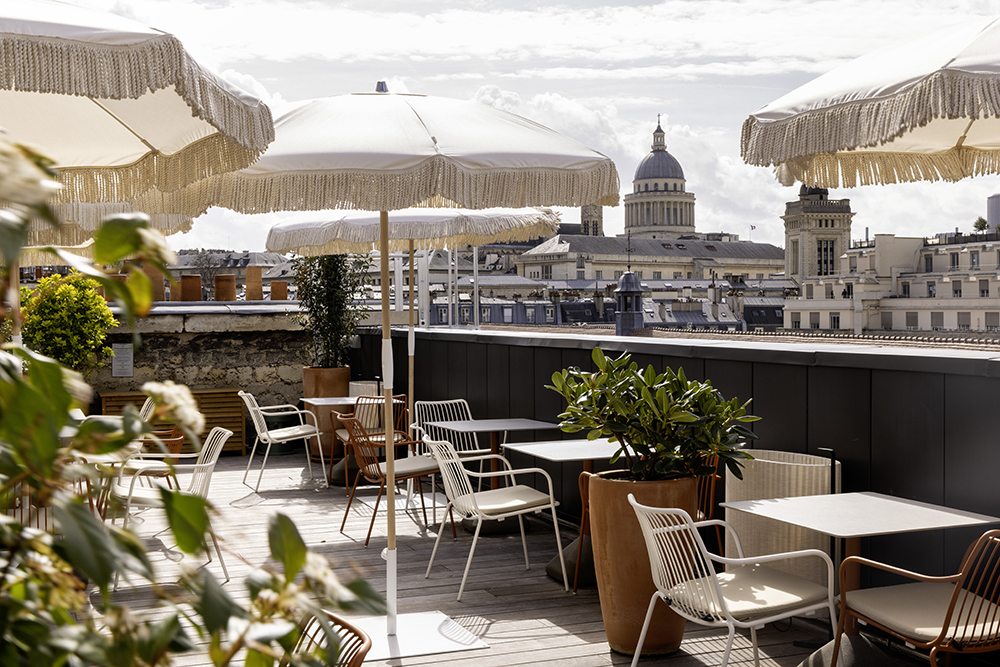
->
left=107, top=451, right=837, bottom=667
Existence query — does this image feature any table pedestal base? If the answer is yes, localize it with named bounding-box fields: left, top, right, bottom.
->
left=546, top=535, right=595, bottom=589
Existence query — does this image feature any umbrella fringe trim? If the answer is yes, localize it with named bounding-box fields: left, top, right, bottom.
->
left=130, top=158, right=620, bottom=216
left=0, top=32, right=274, bottom=151
left=265, top=214, right=561, bottom=255
left=741, top=69, right=1000, bottom=171
left=52, top=132, right=265, bottom=204
left=776, top=145, right=1000, bottom=189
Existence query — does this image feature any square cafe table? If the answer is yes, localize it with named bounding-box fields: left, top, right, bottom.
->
left=721, top=491, right=1000, bottom=633
left=423, top=418, right=558, bottom=489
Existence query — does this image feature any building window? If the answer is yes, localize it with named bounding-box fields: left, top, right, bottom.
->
left=931, top=311, right=944, bottom=330
left=653, top=271, right=661, bottom=280
left=614, top=271, right=622, bottom=279
left=830, top=312, right=840, bottom=329
left=635, top=270, right=642, bottom=279
left=924, top=255, right=933, bottom=272
left=577, top=270, right=585, bottom=279
left=503, top=307, right=513, bottom=323
left=906, top=312, right=918, bottom=329
left=817, top=240, right=835, bottom=276
left=901, top=281, right=910, bottom=297
left=952, top=282, right=962, bottom=298
left=809, top=312, right=820, bottom=329
left=545, top=306, right=555, bottom=323
left=526, top=308, right=535, bottom=323
left=881, top=312, right=893, bottom=330
left=673, top=272, right=683, bottom=279
left=987, top=312, right=1000, bottom=331
left=805, top=284, right=814, bottom=299
left=790, top=313, right=801, bottom=329
left=957, top=312, right=971, bottom=330
left=951, top=253, right=959, bottom=269
left=595, top=270, right=602, bottom=279
left=437, top=306, right=448, bottom=323
left=756, top=274, right=764, bottom=281
left=849, top=256, right=857, bottom=273
left=972, top=251, right=980, bottom=268
left=460, top=306, right=470, bottom=324
left=576, top=257, right=585, bottom=269
left=480, top=307, right=491, bottom=323
left=541, top=265, right=552, bottom=280
left=981, top=279, right=990, bottom=297
left=845, top=283, right=853, bottom=298
left=927, top=281, right=936, bottom=297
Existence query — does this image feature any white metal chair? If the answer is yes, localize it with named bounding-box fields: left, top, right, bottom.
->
left=627, top=494, right=837, bottom=667
left=412, top=399, right=492, bottom=494
left=423, top=438, right=568, bottom=601
left=239, top=391, right=326, bottom=492
left=110, top=427, right=233, bottom=587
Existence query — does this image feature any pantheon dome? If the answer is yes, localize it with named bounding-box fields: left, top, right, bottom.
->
left=622, top=122, right=696, bottom=240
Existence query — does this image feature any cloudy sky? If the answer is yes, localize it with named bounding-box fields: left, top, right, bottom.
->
left=79, top=0, right=1000, bottom=251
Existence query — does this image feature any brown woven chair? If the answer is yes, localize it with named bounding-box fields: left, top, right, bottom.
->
left=332, top=394, right=417, bottom=490
left=339, top=414, right=436, bottom=547
left=281, top=610, right=372, bottom=667
left=832, top=528, right=1000, bottom=667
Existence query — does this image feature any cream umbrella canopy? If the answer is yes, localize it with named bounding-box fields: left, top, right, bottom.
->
left=741, top=16, right=1000, bottom=188
left=149, top=88, right=618, bottom=642
left=0, top=0, right=274, bottom=206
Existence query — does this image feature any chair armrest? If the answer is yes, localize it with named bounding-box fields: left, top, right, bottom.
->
left=711, top=547, right=836, bottom=590
left=694, top=518, right=746, bottom=558
left=259, top=406, right=318, bottom=428
left=838, top=556, right=963, bottom=595
left=467, top=465, right=556, bottom=495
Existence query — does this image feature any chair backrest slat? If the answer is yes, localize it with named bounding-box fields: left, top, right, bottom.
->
left=238, top=391, right=273, bottom=444
left=630, top=497, right=728, bottom=622
left=186, top=427, right=232, bottom=498
left=948, top=530, right=1000, bottom=648
left=285, top=610, right=372, bottom=667
left=340, top=416, right=386, bottom=483
left=413, top=399, right=481, bottom=455
left=423, top=438, right=478, bottom=516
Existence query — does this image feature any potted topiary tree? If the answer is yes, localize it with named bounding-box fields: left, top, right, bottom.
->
left=548, top=347, right=758, bottom=657
left=292, top=253, right=371, bottom=399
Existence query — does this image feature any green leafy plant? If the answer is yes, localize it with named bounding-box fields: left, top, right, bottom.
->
left=0, top=135, right=384, bottom=666
left=21, top=270, right=116, bottom=376
left=547, top=347, right=758, bottom=481
left=293, top=254, right=371, bottom=368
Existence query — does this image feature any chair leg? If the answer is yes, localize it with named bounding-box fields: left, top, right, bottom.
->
left=340, top=471, right=365, bottom=533
left=208, top=522, right=229, bottom=582
left=253, top=443, right=274, bottom=493
left=750, top=625, right=759, bottom=667
left=518, top=514, right=529, bottom=569
left=425, top=502, right=454, bottom=579
left=550, top=505, right=569, bottom=591
left=630, top=592, right=660, bottom=667
left=457, top=517, right=484, bottom=601
left=830, top=607, right=849, bottom=667
left=243, top=436, right=262, bottom=485
left=719, top=623, right=737, bottom=667
left=416, top=475, right=428, bottom=526
left=364, top=482, right=385, bottom=548
left=310, top=433, right=327, bottom=486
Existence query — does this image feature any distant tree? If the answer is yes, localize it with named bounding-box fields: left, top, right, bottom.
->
left=189, top=250, right=224, bottom=296
left=974, top=216, right=989, bottom=233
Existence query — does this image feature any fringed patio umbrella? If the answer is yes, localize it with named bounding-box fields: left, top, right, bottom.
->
left=741, top=16, right=1000, bottom=188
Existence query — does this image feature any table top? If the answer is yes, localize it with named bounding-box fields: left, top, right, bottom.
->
left=302, top=396, right=360, bottom=407
left=424, top=418, right=557, bottom=433
left=721, top=492, right=1000, bottom=539
left=503, top=438, right=619, bottom=463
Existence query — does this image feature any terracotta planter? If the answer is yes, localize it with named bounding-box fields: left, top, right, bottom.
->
left=589, top=471, right=698, bottom=656
left=302, top=366, right=351, bottom=459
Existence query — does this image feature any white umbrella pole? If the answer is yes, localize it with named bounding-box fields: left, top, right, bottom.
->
left=473, top=246, right=479, bottom=327
left=408, top=240, right=415, bottom=436
left=380, top=211, right=397, bottom=636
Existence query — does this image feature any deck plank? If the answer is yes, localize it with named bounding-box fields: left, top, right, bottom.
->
left=104, top=452, right=830, bottom=667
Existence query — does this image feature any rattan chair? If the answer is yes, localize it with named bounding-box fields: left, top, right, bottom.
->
left=832, top=529, right=1000, bottom=667
left=332, top=395, right=415, bottom=490
left=339, top=414, right=437, bottom=547
left=282, top=609, right=372, bottom=667
left=423, top=437, right=568, bottom=601
left=628, top=494, right=836, bottom=667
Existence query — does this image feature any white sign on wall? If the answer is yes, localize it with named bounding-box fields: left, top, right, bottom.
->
left=111, top=343, right=133, bottom=377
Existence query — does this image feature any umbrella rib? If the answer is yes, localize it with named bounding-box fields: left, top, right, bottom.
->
left=89, top=99, right=158, bottom=153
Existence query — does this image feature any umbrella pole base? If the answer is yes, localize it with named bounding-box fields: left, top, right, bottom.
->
left=352, top=611, right=487, bottom=660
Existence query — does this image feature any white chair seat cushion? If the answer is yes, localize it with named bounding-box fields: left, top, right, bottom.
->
left=668, top=564, right=829, bottom=621
left=464, top=485, right=552, bottom=516
left=379, top=455, right=438, bottom=477
left=845, top=581, right=997, bottom=644
left=268, top=424, right=318, bottom=442
left=112, top=479, right=171, bottom=507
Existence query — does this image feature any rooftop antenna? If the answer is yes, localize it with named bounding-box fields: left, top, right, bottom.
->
left=626, top=230, right=633, bottom=273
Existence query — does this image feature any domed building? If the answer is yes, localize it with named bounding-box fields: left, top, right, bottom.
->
left=623, top=121, right=696, bottom=239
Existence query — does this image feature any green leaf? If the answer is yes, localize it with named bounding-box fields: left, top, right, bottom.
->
left=53, top=500, right=119, bottom=590
left=194, top=570, right=247, bottom=635
left=92, top=214, right=150, bottom=264
left=246, top=649, right=275, bottom=667
left=338, top=578, right=387, bottom=615
left=160, top=489, right=209, bottom=554
left=268, top=513, right=306, bottom=582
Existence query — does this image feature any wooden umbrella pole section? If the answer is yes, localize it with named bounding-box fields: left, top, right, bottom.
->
left=379, top=210, right=397, bottom=635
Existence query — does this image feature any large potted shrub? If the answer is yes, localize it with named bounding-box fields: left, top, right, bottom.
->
left=548, top=347, right=758, bottom=656
left=292, top=253, right=370, bottom=398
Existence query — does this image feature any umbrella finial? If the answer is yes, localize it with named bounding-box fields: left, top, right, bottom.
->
left=376, top=81, right=389, bottom=93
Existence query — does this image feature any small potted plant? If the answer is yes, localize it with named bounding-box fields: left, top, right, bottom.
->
left=292, top=254, right=370, bottom=398
left=548, top=347, right=758, bottom=656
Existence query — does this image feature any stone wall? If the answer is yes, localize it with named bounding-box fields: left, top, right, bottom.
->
left=89, top=304, right=312, bottom=409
